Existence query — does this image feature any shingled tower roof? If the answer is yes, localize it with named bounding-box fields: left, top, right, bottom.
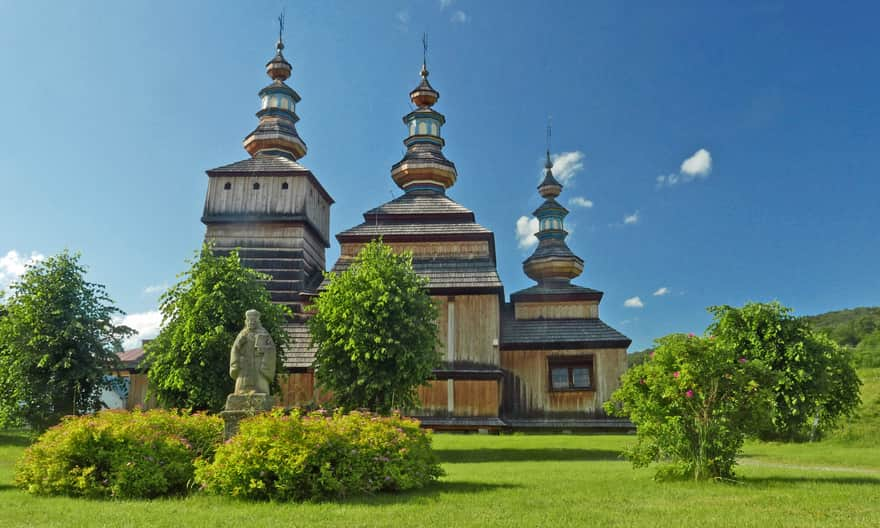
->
left=521, top=151, right=585, bottom=285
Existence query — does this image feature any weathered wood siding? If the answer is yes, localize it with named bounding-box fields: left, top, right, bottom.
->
left=278, top=372, right=323, bottom=408
left=205, top=223, right=327, bottom=275
left=452, top=295, right=500, bottom=366
left=514, top=300, right=599, bottom=320
left=416, top=379, right=449, bottom=416
left=126, top=374, right=157, bottom=410
left=204, top=176, right=331, bottom=243
left=340, top=240, right=491, bottom=259
left=416, top=379, right=500, bottom=417
left=499, top=347, right=627, bottom=418
left=453, top=380, right=500, bottom=417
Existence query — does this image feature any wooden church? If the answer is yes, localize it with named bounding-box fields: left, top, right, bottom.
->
left=201, top=35, right=631, bottom=430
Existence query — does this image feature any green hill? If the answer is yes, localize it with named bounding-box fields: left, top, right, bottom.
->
left=803, top=307, right=880, bottom=367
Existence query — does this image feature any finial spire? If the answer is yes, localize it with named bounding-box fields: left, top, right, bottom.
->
left=277, top=10, right=285, bottom=51
left=421, top=32, right=429, bottom=78
left=545, top=117, right=553, bottom=168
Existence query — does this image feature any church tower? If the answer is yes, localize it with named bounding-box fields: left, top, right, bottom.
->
left=499, top=145, right=630, bottom=424
left=330, top=50, right=505, bottom=426
left=201, top=31, right=333, bottom=321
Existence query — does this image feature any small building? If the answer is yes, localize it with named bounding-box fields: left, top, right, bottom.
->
left=199, top=32, right=630, bottom=430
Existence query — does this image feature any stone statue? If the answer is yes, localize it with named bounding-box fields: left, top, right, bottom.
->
left=229, top=309, right=276, bottom=395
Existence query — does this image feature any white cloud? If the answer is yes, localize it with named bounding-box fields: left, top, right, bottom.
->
left=548, top=151, right=585, bottom=185
left=143, top=283, right=167, bottom=295
left=657, top=148, right=713, bottom=188
left=681, top=148, right=712, bottom=177
left=653, top=287, right=670, bottom=296
left=450, top=10, right=470, bottom=23
left=515, top=216, right=539, bottom=249
left=439, top=0, right=454, bottom=9
left=114, top=310, right=163, bottom=350
left=0, top=250, right=45, bottom=291
left=623, top=211, right=639, bottom=225
left=624, top=296, right=644, bottom=308
left=568, top=196, right=593, bottom=208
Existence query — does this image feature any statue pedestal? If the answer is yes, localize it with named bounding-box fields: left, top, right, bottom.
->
left=220, top=393, right=274, bottom=440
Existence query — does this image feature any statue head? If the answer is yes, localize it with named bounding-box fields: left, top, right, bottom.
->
left=245, top=309, right=262, bottom=330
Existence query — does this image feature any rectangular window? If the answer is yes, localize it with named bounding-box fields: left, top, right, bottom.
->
left=548, top=357, right=594, bottom=391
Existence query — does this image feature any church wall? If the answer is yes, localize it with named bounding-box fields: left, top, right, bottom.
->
left=416, top=379, right=500, bottom=417
left=204, top=176, right=331, bottom=243
left=499, top=347, right=627, bottom=418
left=514, top=300, right=599, bottom=320
left=452, top=294, right=500, bottom=367
left=205, top=223, right=326, bottom=276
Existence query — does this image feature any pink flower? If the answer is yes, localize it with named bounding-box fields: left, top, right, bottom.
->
left=688, top=332, right=695, bottom=338
left=649, top=351, right=655, bottom=359
left=673, top=371, right=680, bottom=378
left=639, top=378, right=646, bottom=384
left=685, top=390, right=694, bottom=398
left=738, top=357, right=748, bottom=364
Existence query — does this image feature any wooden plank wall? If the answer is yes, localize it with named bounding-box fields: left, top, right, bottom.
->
left=453, top=295, right=500, bottom=366
left=126, top=374, right=157, bottom=410
left=514, top=301, right=598, bottom=320
left=205, top=176, right=331, bottom=243
left=340, top=240, right=491, bottom=259
left=416, top=379, right=500, bottom=417
left=499, top=347, right=627, bottom=418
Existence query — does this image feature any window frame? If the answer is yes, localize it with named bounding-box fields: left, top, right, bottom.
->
left=547, top=356, right=594, bottom=392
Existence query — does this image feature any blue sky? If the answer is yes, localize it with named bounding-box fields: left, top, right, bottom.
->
left=1, top=1, right=878, bottom=351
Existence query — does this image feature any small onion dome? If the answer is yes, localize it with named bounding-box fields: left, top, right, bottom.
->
left=410, top=64, right=439, bottom=108
left=266, top=40, right=292, bottom=81
left=538, top=151, right=562, bottom=198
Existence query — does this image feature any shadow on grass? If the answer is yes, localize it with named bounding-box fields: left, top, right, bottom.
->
left=435, top=448, right=623, bottom=464
left=744, top=476, right=880, bottom=486
left=339, top=480, right=522, bottom=506
left=0, top=431, right=32, bottom=448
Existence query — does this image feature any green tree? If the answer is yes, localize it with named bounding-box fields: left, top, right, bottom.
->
left=708, top=302, right=861, bottom=441
left=0, top=251, right=133, bottom=430
left=145, top=245, right=290, bottom=411
left=606, top=334, right=773, bottom=480
left=854, top=329, right=880, bottom=368
left=309, top=239, right=440, bottom=414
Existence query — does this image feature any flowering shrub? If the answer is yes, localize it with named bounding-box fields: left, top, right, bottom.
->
left=194, top=409, right=443, bottom=501
left=15, top=409, right=223, bottom=498
left=606, top=334, right=774, bottom=480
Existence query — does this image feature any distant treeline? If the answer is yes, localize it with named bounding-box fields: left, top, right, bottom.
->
left=803, top=307, right=880, bottom=367
left=627, top=306, right=880, bottom=369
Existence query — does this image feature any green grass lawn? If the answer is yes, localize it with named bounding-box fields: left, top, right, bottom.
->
left=1, top=432, right=878, bottom=528
left=1, top=369, right=877, bottom=527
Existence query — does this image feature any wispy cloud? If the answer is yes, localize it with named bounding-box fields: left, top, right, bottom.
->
left=657, top=148, right=713, bottom=188
left=546, top=151, right=585, bottom=185
left=569, top=196, right=594, bottom=208
left=143, top=283, right=167, bottom=295
left=395, top=10, right=410, bottom=31
left=114, top=310, right=163, bottom=350
left=653, top=287, right=670, bottom=296
left=623, top=211, right=639, bottom=225
left=0, top=250, right=45, bottom=292
left=439, top=0, right=454, bottom=9
left=624, top=296, right=644, bottom=308
left=515, top=216, right=539, bottom=249
left=450, top=10, right=470, bottom=23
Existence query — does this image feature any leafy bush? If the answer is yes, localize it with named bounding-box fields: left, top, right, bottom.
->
left=194, top=409, right=443, bottom=501
left=606, top=334, right=774, bottom=480
left=15, top=409, right=223, bottom=499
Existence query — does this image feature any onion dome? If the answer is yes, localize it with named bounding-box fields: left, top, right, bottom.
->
left=523, top=152, right=584, bottom=283
left=242, top=38, right=307, bottom=160
left=390, top=60, right=458, bottom=193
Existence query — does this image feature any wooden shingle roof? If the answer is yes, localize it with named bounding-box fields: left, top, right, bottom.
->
left=283, top=321, right=316, bottom=369
left=500, top=304, right=631, bottom=350
left=207, top=154, right=310, bottom=174
left=327, top=257, right=502, bottom=292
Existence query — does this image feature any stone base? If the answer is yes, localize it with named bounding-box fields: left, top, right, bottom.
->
left=221, top=393, right=275, bottom=439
